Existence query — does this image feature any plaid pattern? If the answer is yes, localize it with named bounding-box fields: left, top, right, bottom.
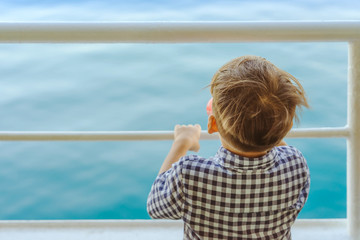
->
left=147, top=146, right=310, bottom=240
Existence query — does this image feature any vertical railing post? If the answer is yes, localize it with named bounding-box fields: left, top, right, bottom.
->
left=348, top=41, right=360, bottom=240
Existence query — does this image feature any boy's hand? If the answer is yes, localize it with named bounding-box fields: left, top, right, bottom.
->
left=174, top=124, right=201, bottom=152
left=158, top=124, right=201, bottom=175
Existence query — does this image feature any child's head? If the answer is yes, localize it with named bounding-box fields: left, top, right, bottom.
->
left=209, top=55, right=309, bottom=152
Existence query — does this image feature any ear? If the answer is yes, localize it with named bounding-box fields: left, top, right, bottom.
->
left=207, top=115, right=218, bottom=134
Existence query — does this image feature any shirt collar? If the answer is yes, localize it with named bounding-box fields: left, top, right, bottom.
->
left=215, top=146, right=277, bottom=170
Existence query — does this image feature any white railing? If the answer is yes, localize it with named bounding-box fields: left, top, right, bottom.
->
left=0, top=21, right=360, bottom=42
left=0, top=127, right=350, bottom=141
left=0, top=21, right=359, bottom=239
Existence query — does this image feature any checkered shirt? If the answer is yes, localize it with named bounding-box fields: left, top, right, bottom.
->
left=147, top=146, right=310, bottom=240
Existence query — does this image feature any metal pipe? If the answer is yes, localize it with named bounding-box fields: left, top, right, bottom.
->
left=287, top=127, right=349, bottom=138
left=0, top=21, right=360, bottom=43
left=0, top=127, right=349, bottom=141
left=347, top=41, right=360, bottom=240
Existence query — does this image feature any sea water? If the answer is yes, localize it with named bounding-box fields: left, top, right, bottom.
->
left=0, top=0, right=358, bottom=220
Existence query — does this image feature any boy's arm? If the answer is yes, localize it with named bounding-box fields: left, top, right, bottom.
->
left=158, top=124, right=201, bottom=175
left=147, top=124, right=201, bottom=219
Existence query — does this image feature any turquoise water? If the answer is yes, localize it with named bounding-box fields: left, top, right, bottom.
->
left=0, top=0, right=359, bottom=220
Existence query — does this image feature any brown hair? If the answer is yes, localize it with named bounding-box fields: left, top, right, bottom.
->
left=210, top=55, right=309, bottom=152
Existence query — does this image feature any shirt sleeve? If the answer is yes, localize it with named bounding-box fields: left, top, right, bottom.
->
left=298, top=175, right=310, bottom=208
left=147, top=160, right=185, bottom=220
left=293, top=152, right=311, bottom=210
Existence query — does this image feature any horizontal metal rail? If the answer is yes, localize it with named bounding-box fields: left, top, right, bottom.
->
left=0, top=127, right=349, bottom=141
left=0, top=219, right=349, bottom=240
left=0, top=21, right=360, bottom=43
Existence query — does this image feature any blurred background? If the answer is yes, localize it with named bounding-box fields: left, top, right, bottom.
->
left=0, top=0, right=359, bottom=220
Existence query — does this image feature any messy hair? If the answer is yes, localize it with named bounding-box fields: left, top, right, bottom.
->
left=210, top=55, right=309, bottom=152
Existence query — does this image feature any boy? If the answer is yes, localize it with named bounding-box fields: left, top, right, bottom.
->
left=147, top=56, right=310, bottom=239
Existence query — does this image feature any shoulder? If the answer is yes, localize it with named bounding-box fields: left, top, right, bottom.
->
left=275, top=145, right=304, bottom=158
left=179, top=154, right=208, bottom=163
left=274, top=145, right=310, bottom=174
left=275, top=145, right=307, bottom=164
left=158, top=155, right=211, bottom=180
left=176, top=154, right=218, bottom=173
